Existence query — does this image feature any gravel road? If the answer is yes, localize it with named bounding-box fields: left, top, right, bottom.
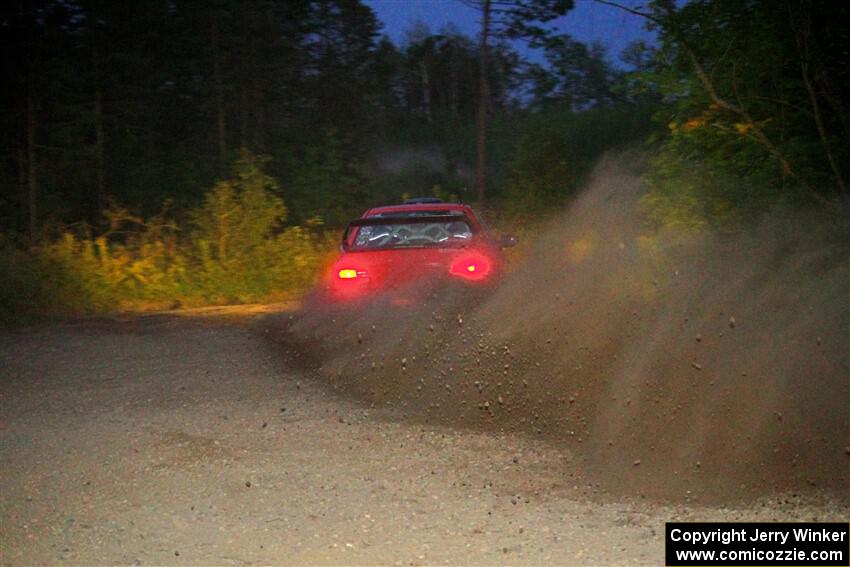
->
left=0, top=313, right=845, bottom=565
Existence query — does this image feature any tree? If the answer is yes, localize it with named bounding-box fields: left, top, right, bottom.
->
left=529, top=36, right=621, bottom=109
left=299, top=0, right=381, bottom=135
left=286, top=129, right=369, bottom=226
left=461, top=0, right=573, bottom=202
left=404, top=22, right=435, bottom=124
left=192, top=151, right=286, bottom=266
left=400, top=23, right=482, bottom=123
left=598, top=0, right=850, bottom=212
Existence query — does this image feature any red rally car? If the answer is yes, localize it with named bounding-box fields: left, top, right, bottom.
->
left=324, top=198, right=517, bottom=302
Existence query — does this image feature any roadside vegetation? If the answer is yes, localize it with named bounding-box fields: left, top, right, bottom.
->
left=1, top=0, right=847, bottom=323
left=0, top=153, right=331, bottom=321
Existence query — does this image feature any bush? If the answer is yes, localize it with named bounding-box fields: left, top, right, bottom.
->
left=0, top=152, right=331, bottom=323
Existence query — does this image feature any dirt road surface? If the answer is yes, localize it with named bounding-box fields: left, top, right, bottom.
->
left=1, top=313, right=845, bottom=566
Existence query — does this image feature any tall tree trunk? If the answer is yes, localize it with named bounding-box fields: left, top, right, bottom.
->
left=475, top=0, right=491, bottom=203
left=799, top=61, right=847, bottom=200
left=27, top=92, right=38, bottom=242
left=252, top=77, right=264, bottom=152
left=240, top=86, right=248, bottom=150
left=93, top=45, right=106, bottom=211
left=16, top=148, right=26, bottom=229
left=450, top=47, right=460, bottom=117
left=212, top=13, right=227, bottom=167
left=420, top=59, right=433, bottom=124
left=249, top=33, right=264, bottom=152
left=789, top=1, right=848, bottom=200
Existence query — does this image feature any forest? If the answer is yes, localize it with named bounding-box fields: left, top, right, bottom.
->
left=1, top=0, right=848, bottom=320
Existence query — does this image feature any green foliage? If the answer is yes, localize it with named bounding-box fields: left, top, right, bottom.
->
left=636, top=0, right=850, bottom=228
left=467, top=0, right=574, bottom=45
left=641, top=132, right=799, bottom=232
left=501, top=103, right=656, bottom=213
left=192, top=153, right=286, bottom=262
left=642, top=152, right=737, bottom=232
left=185, top=153, right=333, bottom=302
left=529, top=37, right=621, bottom=108
left=0, top=241, right=67, bottom=322
left=286, top=130, right=370, bottom=227
left=0, top=153, right=331, bottom=323
left=505, top=121, right=578, bottom=209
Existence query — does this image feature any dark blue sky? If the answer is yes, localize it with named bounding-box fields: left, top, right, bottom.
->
left=362, top=0, right=656, bottom=65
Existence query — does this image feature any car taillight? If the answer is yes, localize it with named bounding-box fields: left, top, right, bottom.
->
left=449, top=254, right=491, bottom=281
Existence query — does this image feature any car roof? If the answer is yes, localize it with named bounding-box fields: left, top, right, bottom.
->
left=364, top=203, right=471, bottom=214
left=362, top=203, right=482, bottom=230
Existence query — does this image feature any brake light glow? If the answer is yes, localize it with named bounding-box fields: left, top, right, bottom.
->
left=338, top=269, right=358, bottom=279
left=449, top=254, right=491, bottom=281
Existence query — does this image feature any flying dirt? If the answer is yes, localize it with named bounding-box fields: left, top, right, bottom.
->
left=275, top=152, right=850, bottom=504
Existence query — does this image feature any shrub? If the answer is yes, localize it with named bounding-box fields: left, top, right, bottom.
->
left=0, top=152, right=329, bottom=323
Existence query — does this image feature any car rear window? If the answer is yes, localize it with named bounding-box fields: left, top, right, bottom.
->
left=349, top=220, right=473, bottom=250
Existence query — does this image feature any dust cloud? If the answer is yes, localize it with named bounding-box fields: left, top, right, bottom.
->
left=271, top=152, right=850, bottom=503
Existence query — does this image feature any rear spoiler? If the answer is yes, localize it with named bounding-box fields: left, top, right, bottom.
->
left=346, top=214, right=470, bottom=227
left=341, top=214, right=477, bottom=250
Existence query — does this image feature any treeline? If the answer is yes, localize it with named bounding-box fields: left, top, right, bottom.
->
left=3, top=0, right=395, bottom=233
left=1, top=0, right=847, bottom=319
left=2, top=0, right=648, bottom=238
